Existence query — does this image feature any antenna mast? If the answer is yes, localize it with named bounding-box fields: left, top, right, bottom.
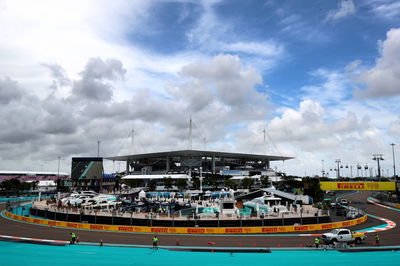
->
left=263, top=129, right=267, bottom=154
left=97, top=139, right=101, bottom=157
left=131, top=129, right=135, bottom=154
left=188, top=116, right=192, bottom=150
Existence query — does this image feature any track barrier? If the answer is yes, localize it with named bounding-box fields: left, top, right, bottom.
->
left=4, top=210, right=367, bottom=235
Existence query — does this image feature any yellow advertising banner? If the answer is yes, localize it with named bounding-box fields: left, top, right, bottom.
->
left=320, top=181, right=396, bottom=191
left=4, top=211, right=368, bottom=234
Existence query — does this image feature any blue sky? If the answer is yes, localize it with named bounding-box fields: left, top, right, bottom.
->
left=0, top=0, right=400, bottom=177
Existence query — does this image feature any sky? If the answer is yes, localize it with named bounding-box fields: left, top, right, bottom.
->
left=0, top=0, right=400, bottom=177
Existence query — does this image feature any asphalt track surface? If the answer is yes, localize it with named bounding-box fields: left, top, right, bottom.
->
left=0, top=191, right=399, bottom=248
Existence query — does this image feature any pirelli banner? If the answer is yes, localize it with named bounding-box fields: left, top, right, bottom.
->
left=4, top=211, right=367, bottom=234
left=320, top=181, right=396, bottom=191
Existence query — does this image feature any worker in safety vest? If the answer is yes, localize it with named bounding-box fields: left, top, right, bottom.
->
left=314, top=237, right=320, bottom=248
left=375, top=234, right=380, bottom=246
left=70, top=232, right=76, bottom=245
left=152, top=236, right=159, bottom=249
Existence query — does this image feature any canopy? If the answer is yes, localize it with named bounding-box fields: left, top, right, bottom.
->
left=122, top=174, right=192, bottom=180
left=230, top=175, right=261, bottom=180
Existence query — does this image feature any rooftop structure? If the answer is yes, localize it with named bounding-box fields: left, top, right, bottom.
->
left=0, top=171, right=69, bottom=177
left=106, top=149, right=294, bottom=176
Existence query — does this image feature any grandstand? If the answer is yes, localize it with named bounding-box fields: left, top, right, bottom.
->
left=0, top=171, right=69, bottom=182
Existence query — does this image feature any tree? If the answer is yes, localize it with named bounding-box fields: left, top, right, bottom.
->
left=224, top=179, right=237, bottom=190
left=192, top=177, right=200, bottom=190
left=0, top=178, right=30, bottom=191
left=303, top=177, right=324, bottom=202
left=175, top=179, right=188, bottom=191
left=276, top=175, right=302, bottom=192
left=241, top=177, right=254, bottom=190
left=123, top=179, right=141, bottom=188
left=260, top=175, right=270, bottom=188
left=148, top=179, right=157, bottom=191
left=163, top=177, right=174, bottom=190
left=205, top=177, right=220, bottom=190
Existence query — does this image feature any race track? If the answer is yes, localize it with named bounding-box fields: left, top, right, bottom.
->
left=0, top=191, right=399, bottom=248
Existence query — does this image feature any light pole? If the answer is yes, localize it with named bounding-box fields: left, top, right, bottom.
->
left=57, top=156, right=61, bottom=177
left=97, top=139, right=101, bottom=157
left=199, top=167, right=203, bottom=193
left=364, top=164, right=368, bottom=179
left=372, top=154, right=384, bottom=179
left=335, top=159, right=341, bottom=179
left=390, top=143, right=396, bottom=179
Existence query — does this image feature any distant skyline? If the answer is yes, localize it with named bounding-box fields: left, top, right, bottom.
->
left=0, top=0, right=399, bottom=177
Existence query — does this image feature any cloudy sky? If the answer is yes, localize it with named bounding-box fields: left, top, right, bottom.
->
left=1, top=0, right=399, bottom=177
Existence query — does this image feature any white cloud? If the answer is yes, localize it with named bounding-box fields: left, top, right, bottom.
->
left=186, top=0, right=285, bottom=68
left=263, top=99, right=397, bottom=176
left=355, top=28, right=400, bottom=98
left=325, top=0, right=356, bottom=22
left=301, top=69, right=351, bottom=105
left=368, top=0, right=400, bottom=19
left=0, top=77, right=23, bottom=104
left=278, top=14, right=328, bottom=43
left=0, top=54, right=273, bottom=173
left=388, top=116, right=400, bottom=136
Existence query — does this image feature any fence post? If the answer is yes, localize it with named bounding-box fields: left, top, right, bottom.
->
left=300, top=208, right=303, bottom=224
left=130, top=212, right=133, bottom=226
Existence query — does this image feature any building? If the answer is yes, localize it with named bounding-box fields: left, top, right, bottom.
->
left=71, top=157, right=120, bottom=192
left=71, top=157, right=103, bottom=191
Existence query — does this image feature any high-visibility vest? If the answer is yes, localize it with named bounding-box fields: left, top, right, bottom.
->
left=153, top=237, right=158, bottom=242
left=71, top=233, right=76, bottom=238
left=314, top=238, right=320, bottom=244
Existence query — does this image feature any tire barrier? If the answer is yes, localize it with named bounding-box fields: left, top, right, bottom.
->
left=4, top=210, right=367, bottom=235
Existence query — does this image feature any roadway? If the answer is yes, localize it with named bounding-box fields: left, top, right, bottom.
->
left=0, top=191, right=399, bottom=248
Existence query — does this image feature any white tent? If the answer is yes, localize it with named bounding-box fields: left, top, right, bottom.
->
left=229, top=175, right=261, bottom=180
left=37, top=180, right=56, bottom=191
left=122, top=174, right=192, bottom=180
left=138, top=190, right=146, bottom=199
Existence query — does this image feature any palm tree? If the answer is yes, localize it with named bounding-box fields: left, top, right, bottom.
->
left=241, top=177, right=254, bottom=190
left=224, top=179, right=237, bottom=190
left=175, top=179, right=188, bottom=192
left=148, top=179, right=157, bottom=191
left=163, top=177, right=174, bottom=190
left=260, top=175, right=270, bottom=188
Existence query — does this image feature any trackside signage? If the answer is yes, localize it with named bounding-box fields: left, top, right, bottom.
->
left=320, top=181, right=396, bottom=191
left=5, top=211, right=367, bottom=234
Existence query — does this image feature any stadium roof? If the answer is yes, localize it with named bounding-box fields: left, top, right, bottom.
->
left=0, top=171, right=69, bottom=176
left=122, top=174, right=192, bottom=180
left=106, top=149, right=294, bottom=161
